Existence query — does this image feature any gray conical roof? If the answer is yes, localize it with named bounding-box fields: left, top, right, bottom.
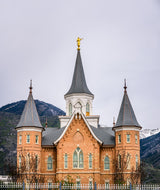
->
left=115, top=90, right=141, bottom=127
left=16, top=89, right=43, bottom=128
left=65, top=50, right=93, bottom=96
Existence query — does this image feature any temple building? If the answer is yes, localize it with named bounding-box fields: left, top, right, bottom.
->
left=16, top=38, right=142, bottom=184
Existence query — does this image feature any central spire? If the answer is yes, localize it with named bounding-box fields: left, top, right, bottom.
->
left=65, top=37, right=93, bottom=96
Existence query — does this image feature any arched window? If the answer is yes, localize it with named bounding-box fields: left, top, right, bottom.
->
left=19, top=155, right=21, bottom=169
left=73, top=151, right=78, bottom=168
left=86, top=103, right=90, bottom=116
left=69, top=103, right=72, bottom=116
left=104, top=156, right=110, bottom=170
left=64, top=153, right=68, bottom=169
left=73, top=147, right=83, bottom=168
left=118, top=154, right=121, bottom=169
left=35, top=155, right=38, bottom=170
left=136, top=155, right=138, bottom=170
left=47, top=156, right=53, bottom=170
left=89, top=153, right=92, bottom=169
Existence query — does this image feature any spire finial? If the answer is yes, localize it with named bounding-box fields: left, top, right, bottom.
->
left=124, top=79, right=127, bottom=93
left=29, top=79, right=33, bottom=93
left=77, top=37, right=83, bottom=50
left=113, top=116, right=115, bottom=127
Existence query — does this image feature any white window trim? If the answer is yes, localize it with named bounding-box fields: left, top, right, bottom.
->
left=89, top=153, right=92, bottom=169
left=135, top=134, right=138, bottom=144
left=26, top=134, right=30, bottom=144
left=64, top=153, right=68, bottom=169
left=104, top=156, right=110, bottom=170
left=47, top=156, right=53, bottom=171
left=118, top=134, right=121, bottom=144
left=126, top=134, right=130, bottom=143
left=19, top=135, right=22, bottom=144
left=35, top=135, right=39, bottom=144
left=69, top=103, right=72, bottom=116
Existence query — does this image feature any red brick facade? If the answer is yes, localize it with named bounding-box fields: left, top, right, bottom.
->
left=17, top=117, right=141, bottom=184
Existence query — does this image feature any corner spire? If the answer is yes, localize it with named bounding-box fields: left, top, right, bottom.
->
left=16, top=81, right=43, bottom=129
left=115, top=82, right=141, bottom=128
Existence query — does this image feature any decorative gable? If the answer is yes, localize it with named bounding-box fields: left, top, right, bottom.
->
left=54, top=110, right=102, bottom=145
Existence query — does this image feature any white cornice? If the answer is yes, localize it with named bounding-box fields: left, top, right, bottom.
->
left=112, top=126, right=141, bottom=132
left=17, top=127, right=42, bottom=132
left=64, top=93, right=94, bottom=99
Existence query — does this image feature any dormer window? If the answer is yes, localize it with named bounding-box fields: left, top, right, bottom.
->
left=86, top=103, right=90, bottom=116
left=69, top=103, right=72, bottom=116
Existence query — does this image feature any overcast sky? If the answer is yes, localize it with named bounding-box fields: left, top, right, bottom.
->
left=0, top=0, right=160, bottom=129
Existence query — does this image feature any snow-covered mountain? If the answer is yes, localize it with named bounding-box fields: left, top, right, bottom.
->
left=140, top=128, right=160, bottom=139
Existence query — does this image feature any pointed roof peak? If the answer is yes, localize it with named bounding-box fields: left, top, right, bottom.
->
left=65, top=39, right=93, bottom=97
left=16, top=82, right=43, bottom=129
left=29, top=79, right=33, bottom=94
left=115, top=82, right=141, bottom=128
left=113, top=116, right=116, bottom=127
left=124, top=78, right=127, bottom=93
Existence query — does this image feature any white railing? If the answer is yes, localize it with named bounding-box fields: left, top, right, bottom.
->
left=0, top=182, right=160, bottom=190
left=0, top=182, right=23, bottom=188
